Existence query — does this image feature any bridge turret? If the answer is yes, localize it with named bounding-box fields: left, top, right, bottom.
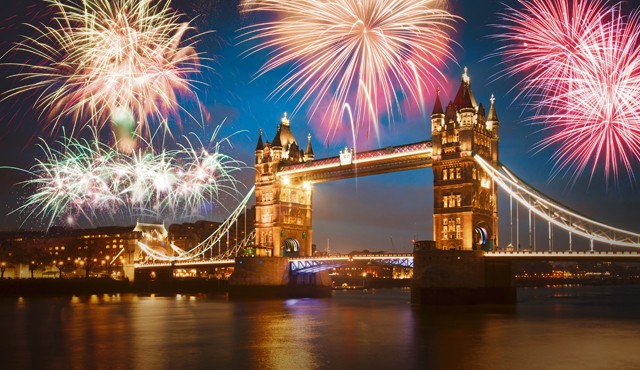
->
left=304, top=133, right=315, bottom=161
left=432, top=68, right=499, bottom=251
left=271, top=125, right=283, bottom=161
left=431, top=87, right=445, bottom=133
left=255, top=129, right=264, bottom=164
left=487, top=94, right=500, bottom=164
left=454, top=67, right=477, bottom=130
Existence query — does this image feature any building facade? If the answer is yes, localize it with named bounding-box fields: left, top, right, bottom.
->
left=431, top=68, right=500, bottom=250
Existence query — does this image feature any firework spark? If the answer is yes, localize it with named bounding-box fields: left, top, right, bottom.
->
left=10, top=127, right=246, bottom=228
left=239, top=0, right=458, bottom=141
left=4, top=0, right=205, bottom=139
left=494, top=0, right=640, bottom=184
left=492, top=0, right=607, bottom=102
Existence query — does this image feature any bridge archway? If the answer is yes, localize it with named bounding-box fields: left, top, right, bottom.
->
left=474, top=226, right=489, bottom=251
left=282, top=238, right=301, bottom=257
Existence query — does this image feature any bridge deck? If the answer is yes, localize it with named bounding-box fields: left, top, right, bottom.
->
left=135, top=251, right=640, bottom=269
left=279, top=141, right=432, bottom=183
left=485, top=250, right=640, bottom=262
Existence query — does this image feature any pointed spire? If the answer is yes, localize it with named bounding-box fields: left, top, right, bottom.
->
left=255, top=129, right=264, bottom=151
left=454, top=67, right=476, bottom=110
left=488, top=94, right=499, bottom=122
left=304, top=133, right=314, bottom=160
left=432, top=87, right=444, bottom=115
left=272, top=125, right=282, bottom=148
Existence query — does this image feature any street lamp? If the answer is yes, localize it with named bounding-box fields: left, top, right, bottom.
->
left=57, top=261, right=64, bottom=279
left=105, top=255, right=112, bottom=278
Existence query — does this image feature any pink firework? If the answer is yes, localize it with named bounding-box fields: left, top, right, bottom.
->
left=239, top=0, right=458, bottom=142
left=493, top=0, right=607, bottom=103
left=495, top=0, right=640, bottom=184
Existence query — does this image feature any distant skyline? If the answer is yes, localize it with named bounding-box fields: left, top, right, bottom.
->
left=0, top=0, right=639, bottom=253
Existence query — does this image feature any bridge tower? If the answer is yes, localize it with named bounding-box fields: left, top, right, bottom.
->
left=254, top=114, right=315, bottom=257
left=431, top=68, right=500, bottom=250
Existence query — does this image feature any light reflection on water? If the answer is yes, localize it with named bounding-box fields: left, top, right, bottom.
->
left=2, top=285, right=640, bottom=370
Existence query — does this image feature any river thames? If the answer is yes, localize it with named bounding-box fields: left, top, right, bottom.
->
left=2, top=285, right=640, bottom=370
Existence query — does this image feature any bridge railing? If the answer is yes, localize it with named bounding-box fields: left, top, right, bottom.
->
left=475, top=154, right=640, bottom=249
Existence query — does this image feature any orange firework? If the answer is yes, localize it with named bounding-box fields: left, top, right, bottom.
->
left=239, top=0, right=459, bottom=142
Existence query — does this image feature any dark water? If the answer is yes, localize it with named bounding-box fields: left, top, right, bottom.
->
left=2, top=285, right=640, bottom=370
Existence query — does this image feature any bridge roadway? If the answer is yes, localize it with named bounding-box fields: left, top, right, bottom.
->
left=484, top=250, right=640, bottom=262
left=135, top=250, right=640, bottom=271
left=134, top=254, right=415, bottom=271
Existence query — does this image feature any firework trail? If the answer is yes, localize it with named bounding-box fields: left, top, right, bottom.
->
left=3, top=0, right=206, bottom=140
left=9, top=127, right=246, bottom=228
left=239, top=0, right=458, bottom=142
left=494, top=0, right=640, bottom=184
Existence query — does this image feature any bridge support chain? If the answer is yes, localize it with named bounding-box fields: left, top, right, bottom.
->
left=228, top=257, right=331, bottom=299
left=411, top=250, right=516, bottom=305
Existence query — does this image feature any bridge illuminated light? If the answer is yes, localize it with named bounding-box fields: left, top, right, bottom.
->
left=278, top=141, right=433, bottom=183
left=135, top=259, right=235, bottom=269
left=289, top=254, right=414, bottom=273
left=136, top=187, right=255, bottom=264
left=485, top=250, right=640, bottom=261
left=475, top=154, right=640, bottom=249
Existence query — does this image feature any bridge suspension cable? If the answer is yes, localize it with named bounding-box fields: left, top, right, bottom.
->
left=137, top=186, right=255, bottom=262
left=474, top=155, right=640, bottom=249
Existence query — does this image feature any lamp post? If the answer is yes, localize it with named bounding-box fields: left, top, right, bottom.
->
left=29, top=260, right=37, bottom=278
left=105, top=255, right=111, bottom=278
left=0, top=261, right=6, bottom=279
left=57, top=261, right=64, bottom=279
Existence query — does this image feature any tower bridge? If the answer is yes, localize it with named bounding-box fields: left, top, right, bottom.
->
left=252, top=67, right=499, bottom=258
left=134, top=68, right=640, bottom=303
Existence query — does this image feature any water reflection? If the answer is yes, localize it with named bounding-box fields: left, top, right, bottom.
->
left=2, top=286, right=640, bottom=370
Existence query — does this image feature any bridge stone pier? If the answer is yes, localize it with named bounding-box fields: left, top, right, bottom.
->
left=229, top=257, right=332, bottom=298
left=411, top=248, right=515, bottom=304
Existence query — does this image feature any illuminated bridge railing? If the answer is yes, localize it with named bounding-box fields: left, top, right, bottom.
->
left=278, top=141, right=433, bottom=182
left=289, top=254, right=414, bottom=273
left=485, top=250, right=640, bottom=261
left=137, top=186, right=255, bottom=264
left=475, top=155, right=640, bottom=249
left=136, top=259, right=236, bottom=269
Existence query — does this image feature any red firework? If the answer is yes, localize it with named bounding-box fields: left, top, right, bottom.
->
left=495, top=0, right=640, bottom=185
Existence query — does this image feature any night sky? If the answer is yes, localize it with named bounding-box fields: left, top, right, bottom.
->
left=0, top=0, right=639, bottom=253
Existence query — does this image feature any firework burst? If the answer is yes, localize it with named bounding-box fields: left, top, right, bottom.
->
left=239, top=0, right=458, bottom=141
left=494, top=0, right=640, bottom=184
left=4, top=0, right=205, bottom=139
left=10, top=127, right=246, bottom=228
